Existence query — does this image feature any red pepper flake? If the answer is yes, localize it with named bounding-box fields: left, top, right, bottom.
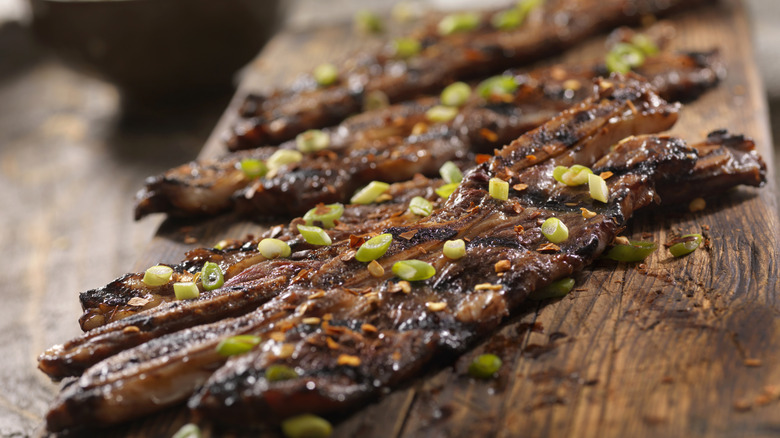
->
left=337, top=354, right=361, bottom=367
left=122, top=326, right=140, bottom=334
left=326, top=337, right=340, bottom=350
left=361, top=323, right=378, bottom=333
left=349, top=235, right=366, bottom=249
left=525, top=154, right=537, bottom=162
left=744, top=358, right=763, bottom=367
left=494, top=259, right=511, bottom=273
left=399, top=230, right=418, bottom=240
left=127, top=297, right=150, bottom=307
left=511, top=201, right=524, bottom=214
left=292, top=269, right=312, bottom=284
left=599, top=171, right=613, bottom=180
left=475, top=154, right=491, bottom=164
left=536, top=242, right=560, bottom=252
left=479, top=128, right=498, bottom=142
left=514, top=224, right=525, bottom=234
left=513, top=183, right=528, bottom=191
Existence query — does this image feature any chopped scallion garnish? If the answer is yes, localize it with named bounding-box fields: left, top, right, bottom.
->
left=296, top=129, right=330, bottom=153
left=438, top=12, right=480, bottom=35
left=258, top=238, right=292, bottom=259
left=541, top=217, right=568, bottom=243
left=172, top=423, right=201, bottom=438
left=439, top=161, right=463, bottom=184
left=239, top=158, right=268, bottom=179
left=265, top=364, right=299, bottom=382
left=354, top=10, right=383, bottom=34
left=313, top=63, right=338, bottom=87
left=440, top=82, right=471, bottom=107
left=468, top=353, right=502, bottom=379
left=355, top=233, right=393, bottom=262
left=297, top=224, right=332, bottom=246
left=491, top=8, right=522, bottom=30
left=409, top=196, right=433, bottom=217
left=669, top=234, right=703, bottom=257
left=476, top=75, right=518, bottom=101
left=435, top=182, right=459, bottom=199
left=200, top=262, right=224, bottom=291
left=552, top=165, right=568, bottom=183
left=267, top=149, right=303, bottom=170
left=173, top=282, right=200, bottom=300
left=350, top=181, right=390, bottom=204
left=392, top=259, right=436, bottom=281
left=528, top=277, right=575, bottom=300
left=606, top=42, right=646, bottom=74
left=392, top=37, right=422, bottom=59
left=489, top=177, right=509, bottom=201
left=303, top=203, right=344, bottom=228
left=604, top=240, right=657, bottom=262
left=281, top=414, right=333, bottom=438
left=443, top=239, right=466, bottom=260
left=588, top=173, right=609, bottom=203
left=425, top=105, right=459, bottom=123
left=216, top=335, right=261, bottom=356
left=142, top=265, right=173, bottom=286
left=630, top=33, right=659, bottom=56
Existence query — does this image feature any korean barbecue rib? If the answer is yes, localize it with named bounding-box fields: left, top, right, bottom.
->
left=40, top=75, right=766, bottom=432
left=225, top=0, right=712, bottom=150
left=135, top=49, right=722, bottom=220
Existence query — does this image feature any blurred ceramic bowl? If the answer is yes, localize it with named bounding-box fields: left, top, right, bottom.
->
left=29, top=0, right=284, bottom=101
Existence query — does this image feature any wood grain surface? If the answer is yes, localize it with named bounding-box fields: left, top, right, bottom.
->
left=38, top=0, right=780, bottom=436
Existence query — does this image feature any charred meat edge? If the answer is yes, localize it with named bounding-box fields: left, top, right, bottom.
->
left=225, top=0, right=711, bottom=150
left=135, top=49, right=722, bottom=219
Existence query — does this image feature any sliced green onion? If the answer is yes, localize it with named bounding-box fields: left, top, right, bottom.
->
left=669, top=234, right=703, bottom=257
left=630, top=33, right=659, bottom=56
left=350, top=181, right=390, bottom=204
left=541, top=217, right=568, bottom=243
left=258, top=238, right=292, bottom=259
left=604, top=240, right=657, bottom=262
left=443, top=239, right=466, bottom=260
left=354, top=10, right=383, bottom=34
left=392, top=1, right=422, bottom=23
left=392, top=37, right=421, bottom=59
left=528, top=277, right=575, bottom=300
left=296, top=129, right=330, bottom=153
left=200, top=262, right=224, bottom=291
left=489, top=177, right=509, bottom=201
left=239, top=158, right=268, bottom=179
left=438, top=12, right=480, bottom=35
left=440, top=82, right=471, bottom=107
left=313, top=63, right=338, bottom=87
left=142, top=265, right=173, bottom=286
left=491, top=8, right=522, bottom=30
left=560, top=164, right=593, bottom=186
left=355, top=233, right=393, bottom=262
left=439, top=161, right=463, bottom=184
left=216, top=334, right=261, bottom=356
left=281, top=414, right=333, bottom=438
left=297, top=224, right=332, bottom=246
left=552, top=165, right=568, bottom=183
left=409, top=196, right=433, bottom=217
left=303, top=203, right=344, bottom=229
left=425, top=105, right=459, bottom=123
left=267, top=149, right=303, bottom=170
left=265, top=364, right=299, bottom=382
left=172, top=423, right=201, bottom=438
left=477, top=75, right=518, bottom=100
left=517, top=0, right=545, bottom=17
left=588, top=173, right=609, bottom=203
left=173, top=282, right=200, bottom=300
left=468, top=353, right=502, bottom=379
left=606, top=43, right=646, bottom=74
left=392, top=259, right=436, bottom=281
left=435, top=182, right=459, bottom=199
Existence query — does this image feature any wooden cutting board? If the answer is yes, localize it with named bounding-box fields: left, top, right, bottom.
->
left=42, top=0, right=780, bottom=436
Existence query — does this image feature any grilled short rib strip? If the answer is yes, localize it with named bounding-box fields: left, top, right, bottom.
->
left=191, top=136, right=699, bottom=423
left=226, top=0, right=709, bottom=150
left=135, top=50, right=721, bottom=219
left=39, top=75, right=677, bottom=382
left=43, top=76, right=688, bottom=430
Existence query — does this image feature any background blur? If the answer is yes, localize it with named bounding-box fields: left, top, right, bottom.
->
left=0, top=0, right=777, bottom=436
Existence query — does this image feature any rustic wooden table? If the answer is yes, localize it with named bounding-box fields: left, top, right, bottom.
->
left=1, top=0, right=779, bottom=437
